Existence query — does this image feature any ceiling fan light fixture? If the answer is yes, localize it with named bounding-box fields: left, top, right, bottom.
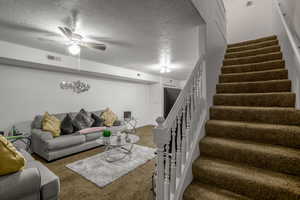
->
left=68, top=43, right=81, bottom=55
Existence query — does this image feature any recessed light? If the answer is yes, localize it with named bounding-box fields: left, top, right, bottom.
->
left=160, top=66, right=171, bottom=74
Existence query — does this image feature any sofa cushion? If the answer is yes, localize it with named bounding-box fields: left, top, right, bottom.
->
left=26, top=161, right=60, bottom=200
left=45, top=134, right=85, bottom=151
left=91, top=113, right=104, bottom=127
left=61, top=114, right=74, bottom=135
left=101, top=108, right=118, bottom=127
left=85, top=132, right=102, bottom=142
left=42, top=112, right=61, bottom=137
left=0, top=136, right=26, bottom=175
left=19, top=149, right=34, bottom=162
left=78, top=127, right=106, bottom=135
left=73, top=109, right=94, bottom=131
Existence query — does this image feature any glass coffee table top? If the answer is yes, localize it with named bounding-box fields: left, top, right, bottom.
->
left=96, top=134, right=140, bottom=162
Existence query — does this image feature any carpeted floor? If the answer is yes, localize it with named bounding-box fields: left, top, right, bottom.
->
left=183, top=35, right=300, bottom=200
left=33, top=126, right=155, bottom=200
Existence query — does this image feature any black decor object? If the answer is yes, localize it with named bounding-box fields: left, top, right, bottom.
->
left=91, top=113, right=104, bottom=127
left=0, top=131, right=4, bottom=136
left=61, top=114, right=74, bottom=135
left=124, top=111, right=132, bottom=120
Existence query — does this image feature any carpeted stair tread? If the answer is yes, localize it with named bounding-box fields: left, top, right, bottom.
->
left=221, top=59, right=285, bottom=74
left=193, top=157, right=300, bottom=200
left=219, top=69, right=288, bottom=83
left=225, top=45, right=280, bottom=59
left=227, top=35, right=277, bottom=48
left=200, top=136, right=300, bottom=176
left=206, top=120, right=300, bottom=148
left=223, top=52, right=282, bottom=66
left=213, top=92, right=295, bottom=107
left=183, top=182, right=252, bottom=200
left=216, top=79, right=291, bottom=93
left=227, top=40, right=279, bottom=53
left=210, top=106, right=300, bottom=125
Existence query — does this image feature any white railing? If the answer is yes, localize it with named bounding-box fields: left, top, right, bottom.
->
left=274, top=0, right=300, bottom=64
left=153, top=55, right=207, bottom=200
left=273, top=0, right=300, bottom=107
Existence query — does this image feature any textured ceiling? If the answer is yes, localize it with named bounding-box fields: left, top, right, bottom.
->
left=0, top=0, right=203, bottom=80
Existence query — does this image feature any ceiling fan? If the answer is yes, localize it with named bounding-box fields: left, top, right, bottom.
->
left=57, top=26, right=106, bottom=55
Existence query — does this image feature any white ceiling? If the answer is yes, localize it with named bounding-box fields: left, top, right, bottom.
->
left=0, top=0, right=203, bottom=80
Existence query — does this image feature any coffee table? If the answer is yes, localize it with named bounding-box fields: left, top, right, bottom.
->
left=96, top=133, right=140, bottom=162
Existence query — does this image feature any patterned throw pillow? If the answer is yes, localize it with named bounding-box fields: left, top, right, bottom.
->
left=91, top=113, right=105, bottom=127
left=61, top=114, right=74, bottom=135
left=42, top=112, right=61, bottom=137
left=101, top=108, right=118, bottom=127
left=73, top=109, right=94, bottom=131
left=0, top=136, right=26, bottom=175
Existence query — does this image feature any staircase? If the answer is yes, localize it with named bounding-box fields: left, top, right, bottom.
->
left=183, top=35, right=300, bottom=200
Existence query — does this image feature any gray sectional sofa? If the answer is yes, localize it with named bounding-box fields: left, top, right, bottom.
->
left=31, top=110, right=126, bottom=161
left=0, top=149, right=60, bottom=200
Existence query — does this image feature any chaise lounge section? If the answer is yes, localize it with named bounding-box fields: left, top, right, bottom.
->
left=0, top=149, right=60, bottom=200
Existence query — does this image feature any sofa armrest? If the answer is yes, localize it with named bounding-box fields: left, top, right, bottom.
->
left=31, top=129, right=53, bottom=141
left=0, top=168, right=41, bottom=200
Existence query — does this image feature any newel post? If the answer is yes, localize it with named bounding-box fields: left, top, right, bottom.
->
left=153, top=117, right=171, bottom=200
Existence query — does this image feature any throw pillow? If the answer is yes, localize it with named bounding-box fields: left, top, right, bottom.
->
left=31, top=115, right=43, bottom=129
left=91, top=113, right=104, bottom=127
left=61, top=114, right=74, bottom=135
left=101, top=108, right=118, bottom=127
left=0, top=136, right=26, bottom=175
left=73, top=109, right=94, bottom=131
left=113, top=120, right=122, bottom=126
left=42, top=112, right=61, bottom=137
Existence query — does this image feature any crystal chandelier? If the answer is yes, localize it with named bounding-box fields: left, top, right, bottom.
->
left=60, top=46, right=91, bottom=94
left=60, top=80, right=90, bottom=94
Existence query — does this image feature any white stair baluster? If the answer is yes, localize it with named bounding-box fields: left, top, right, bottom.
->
left=164, top=143, right=170, bottom=200
left=170, top=122, right=177, bottom=197
left=176, top=112, right=182, bottom=179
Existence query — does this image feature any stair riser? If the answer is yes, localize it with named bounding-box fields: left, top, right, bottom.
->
left=225, top=46, right=280, bottom=59
left=219, top=70, right=288, bottom=83
left=200, top=139, right=300, bottom=176
left=223, top=53, right=282, bottom=66
left=216, top=80, right=291, bottom=93
left=194, top=160, right=300, bottom=200
left=227, top=40, right=279, bottom=53
left=210, top=107, right=300, bottom=125
left=213, top=93, right=295, bottom=107
left=221, top=60, right=285, bottom=74
left=183, top=182, right=251, bottom=200
left=228, top=36, right=277, bottom=48
left=206, top=121, right=300, bottom=148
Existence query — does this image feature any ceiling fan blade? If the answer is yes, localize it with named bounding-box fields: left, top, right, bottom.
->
left=87, top=36, right=133, bottom=47
left=81, top=42, right=106, bottom=51
left=37, top=37, right=67, bottom=44
left=0, top=19, right=59, bottom=36
left=58, top=26, right=72, bottom=40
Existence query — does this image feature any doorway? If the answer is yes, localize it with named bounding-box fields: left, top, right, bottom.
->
left=164, top=87, right=181, bottom=118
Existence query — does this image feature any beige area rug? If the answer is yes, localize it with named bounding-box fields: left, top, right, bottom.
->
left=66, top=144, right=156, bottom=187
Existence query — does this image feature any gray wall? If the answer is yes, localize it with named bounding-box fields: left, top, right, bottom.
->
left=0, top=64, right=152, bottom=132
